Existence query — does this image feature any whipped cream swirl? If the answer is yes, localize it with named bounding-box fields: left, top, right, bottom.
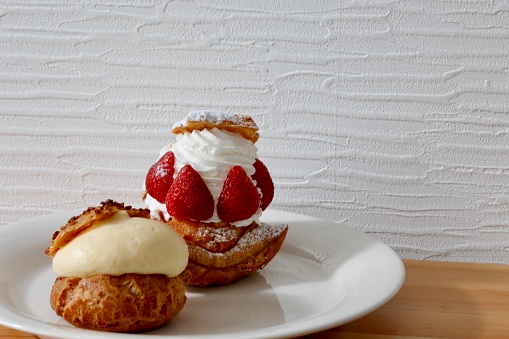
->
left=145, top=127, right=262, bottom=226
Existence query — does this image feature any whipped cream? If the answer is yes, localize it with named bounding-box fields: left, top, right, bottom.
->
left=52, top=211, right=189, bottom=278
left=145, top=127, right=262, bottom=226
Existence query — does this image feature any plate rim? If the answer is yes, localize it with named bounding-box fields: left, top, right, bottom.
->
left=0, top=208, right=405, bottom=339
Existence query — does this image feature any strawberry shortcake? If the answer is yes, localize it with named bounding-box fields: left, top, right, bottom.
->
left=143, top=111, right=288, bottom=286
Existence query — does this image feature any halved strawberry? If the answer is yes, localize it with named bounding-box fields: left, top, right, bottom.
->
left=252, top=159, right=274, bottom=210
left=217, top=166, right=261, bottom=222
left=166, top=165, right=214, bottom=221
left=145, top=151, right=175, bottom=203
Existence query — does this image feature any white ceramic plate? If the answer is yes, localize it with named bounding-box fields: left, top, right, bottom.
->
left=0, top=209, right=404, bottom=339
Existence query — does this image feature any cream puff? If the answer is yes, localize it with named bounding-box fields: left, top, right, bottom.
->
left=46, top=200, right=188, bottom=332
left=143, top=111, right=288, bottom=286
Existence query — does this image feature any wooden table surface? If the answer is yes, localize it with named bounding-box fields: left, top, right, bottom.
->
left=1, top=259, right=508, bottom=338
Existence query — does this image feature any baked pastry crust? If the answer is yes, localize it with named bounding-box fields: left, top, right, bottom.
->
left=171, top=114, right=259, bottom=143
left=50, top=273, right=186, bottom=332
left=45, top=199, right=150, bottom=257
left=169, top=218, right=288, bottom=286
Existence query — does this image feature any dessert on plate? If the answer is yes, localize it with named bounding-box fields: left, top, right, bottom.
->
left=143, top=110, right=288, bottom=286
left=45, top=200, right=188, bottom=332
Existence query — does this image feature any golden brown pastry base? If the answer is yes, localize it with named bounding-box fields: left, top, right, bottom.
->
left=50, top=273, right=186, bottom=333
left=168, top=219, right=288, bottom=286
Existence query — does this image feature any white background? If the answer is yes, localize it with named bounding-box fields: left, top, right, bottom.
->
left=1, top=1, right=509, bottom=264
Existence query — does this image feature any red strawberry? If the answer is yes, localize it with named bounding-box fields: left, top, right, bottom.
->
left=166, top=165, right=214, bottom=221
left=145, top=151, right=175, bottom=203
left=217, top=166, right=261, bottom=222
left=252, top=159, right=274, bottom=210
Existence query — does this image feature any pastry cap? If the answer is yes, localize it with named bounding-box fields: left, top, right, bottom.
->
left=171, top=110, right=259, bottom=143
left=45, top=200, right=150, bottom=257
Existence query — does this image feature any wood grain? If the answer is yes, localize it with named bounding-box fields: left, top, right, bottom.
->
left=309, top=260, right=509, bottom=339
left=2, top=260, right=508, bottom=338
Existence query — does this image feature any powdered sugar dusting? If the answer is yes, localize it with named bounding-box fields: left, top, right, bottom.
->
left=195, top=225, right=240, bottom=249
left=171, top=110, right=255, bottom=130
left=188, top=223, right=288, bottom=267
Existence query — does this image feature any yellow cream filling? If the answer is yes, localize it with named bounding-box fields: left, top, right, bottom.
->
left=53, top=211, right=188, bottom=278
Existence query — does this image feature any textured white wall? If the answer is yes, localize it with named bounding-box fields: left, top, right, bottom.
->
left=1, top=1, right=509, bottom=264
